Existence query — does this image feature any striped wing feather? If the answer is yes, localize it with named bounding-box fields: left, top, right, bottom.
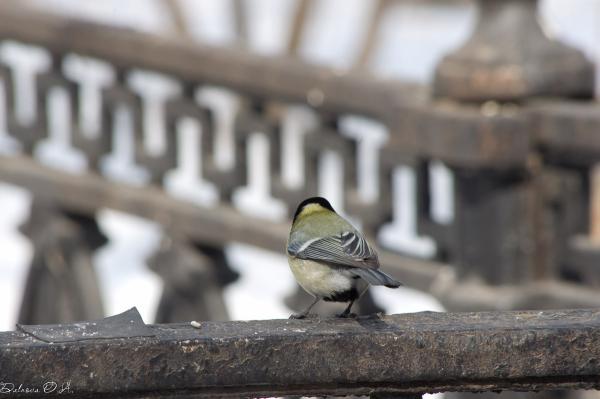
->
left=288, top=231, right=402, bottom=287
left=290, top=231, right=379, bottom=269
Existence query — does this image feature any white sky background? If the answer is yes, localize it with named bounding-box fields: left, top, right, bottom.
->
left=0, top=0, right=599, bottom=331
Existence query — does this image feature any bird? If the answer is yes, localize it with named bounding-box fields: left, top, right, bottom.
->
left=286, top=196, right=402, bottom=319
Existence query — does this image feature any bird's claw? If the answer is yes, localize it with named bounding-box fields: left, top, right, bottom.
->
left=289, top=313, right=307, bottom=319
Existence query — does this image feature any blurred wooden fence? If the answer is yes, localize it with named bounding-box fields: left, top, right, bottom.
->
left=0, top=0, right=598, bottom=322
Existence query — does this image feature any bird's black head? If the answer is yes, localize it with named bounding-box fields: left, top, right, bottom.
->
left=292, top=197, right=336, bottom=222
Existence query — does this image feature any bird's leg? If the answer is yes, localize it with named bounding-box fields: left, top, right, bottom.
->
left=289, top=297, right=320, bottom=319
left=337, top=300, right=356, bottom=318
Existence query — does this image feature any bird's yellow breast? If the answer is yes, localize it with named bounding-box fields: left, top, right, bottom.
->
left=288, top=257, right=353, bottom=298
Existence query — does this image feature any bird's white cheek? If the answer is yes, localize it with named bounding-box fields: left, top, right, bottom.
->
left=288, top=258, right=352, bottom=298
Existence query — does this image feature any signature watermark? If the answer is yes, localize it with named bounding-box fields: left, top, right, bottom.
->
left=0, top=381, right=72, bottom=395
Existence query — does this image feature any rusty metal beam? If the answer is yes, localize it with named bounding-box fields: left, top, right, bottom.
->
left=161, top=0, right=189, bottom=39
left=2, top=308, right=600, bottom=398
left=287, top=0, right=313, bottom=55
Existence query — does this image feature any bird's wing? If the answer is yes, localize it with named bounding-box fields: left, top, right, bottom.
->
left=288, top=231, right=379, bottom=269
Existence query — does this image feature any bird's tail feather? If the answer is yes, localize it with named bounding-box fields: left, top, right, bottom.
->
left=352, top=268, right=403, bottom=288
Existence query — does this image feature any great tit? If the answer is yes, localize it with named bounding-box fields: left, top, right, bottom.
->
left=287, top=196, right=402, bottom=319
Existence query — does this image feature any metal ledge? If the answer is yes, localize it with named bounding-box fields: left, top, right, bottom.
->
left=2, top=308, right=600, bottom=398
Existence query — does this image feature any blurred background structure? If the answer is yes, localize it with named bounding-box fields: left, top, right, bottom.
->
left=0, top=0, right=599, bottom=398
left=0, top=0, right=599, bottom=354
left=0, top=0, right=600, bottom=322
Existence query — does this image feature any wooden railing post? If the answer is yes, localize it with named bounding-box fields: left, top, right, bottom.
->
left=18, top=200, right=105, bottom=324
left=429, top=0, right=595, bottom=304
left=148, top=233, right=238, bottom=323
left=434, top=0, right=594, bottom=102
